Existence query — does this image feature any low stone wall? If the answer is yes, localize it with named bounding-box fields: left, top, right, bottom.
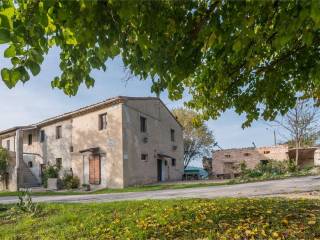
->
left=0, top=151, right=17, bottom=191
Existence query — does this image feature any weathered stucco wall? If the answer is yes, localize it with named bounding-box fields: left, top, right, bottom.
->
left=1, top=136, right=15, bottom=152
left=315, top=149, right=320, bottom=166
left=71, top=103, right=124, bottom=189
left=210, top=145, right=289, bottom=177
left=22, top=120, right=73, bottom=181
left=122, top=99, right=183, bottom=186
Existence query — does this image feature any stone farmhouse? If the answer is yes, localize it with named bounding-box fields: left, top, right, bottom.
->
left=0, top=96, right=184, bottom=191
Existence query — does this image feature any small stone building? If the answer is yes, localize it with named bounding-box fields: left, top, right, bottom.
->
left=204, top=145, right=289, bottom=178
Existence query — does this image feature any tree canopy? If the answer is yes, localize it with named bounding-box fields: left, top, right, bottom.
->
left=1, top=0, right=320, bottom=125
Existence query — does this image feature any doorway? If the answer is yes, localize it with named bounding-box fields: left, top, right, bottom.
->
left=157, top=159, right=162, bottom=181
left=89, top=154, right=101, bottom=185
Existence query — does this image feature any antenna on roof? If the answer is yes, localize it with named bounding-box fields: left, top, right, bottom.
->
left=213, top=142, right=223, bottom=150
left=252, top=142, right=256, bottom=148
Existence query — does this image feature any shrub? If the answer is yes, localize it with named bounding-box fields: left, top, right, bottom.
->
left=239, top=161, right=248, bottom=174
left=42, top=165, right=59, bottom=188
left=239, top=158, right=306, bottom=181
left=286, top=159, right=298, bottom=172
left=256, top=160, right=287, bottom=175
left=0, top=147, right=9, bottom=180
left=245, top=169, right=262, bottom=178
left=62, top=175, right=80, bottom=189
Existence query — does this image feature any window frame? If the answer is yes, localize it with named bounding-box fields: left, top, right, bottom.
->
left=99, top=113, right=107, bottom=130
left=56, top=126, right=62, bottom=139
left=140, top=116, right=147, bottom=133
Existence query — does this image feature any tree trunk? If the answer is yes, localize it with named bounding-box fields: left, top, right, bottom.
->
left=295, top=140, right=299, bottom=166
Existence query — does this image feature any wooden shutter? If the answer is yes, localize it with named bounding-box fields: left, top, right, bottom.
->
left=89, top=155, right=101, bottom=185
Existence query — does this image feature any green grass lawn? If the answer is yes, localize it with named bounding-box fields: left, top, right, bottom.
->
left=0, top=198, right=319, bottom=239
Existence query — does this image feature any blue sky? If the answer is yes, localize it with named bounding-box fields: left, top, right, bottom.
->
left=0, top=46, right=282, bottom=165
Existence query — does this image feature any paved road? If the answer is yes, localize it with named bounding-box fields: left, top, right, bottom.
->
left=0, top=176, right=319, bottom=204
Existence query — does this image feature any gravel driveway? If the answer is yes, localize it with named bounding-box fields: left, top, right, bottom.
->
left=0, top=176, right=319, bottom=204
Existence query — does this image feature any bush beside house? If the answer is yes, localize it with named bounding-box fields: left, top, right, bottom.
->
left=42, top=165, right=79, bottom=190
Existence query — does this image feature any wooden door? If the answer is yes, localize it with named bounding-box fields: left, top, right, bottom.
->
left=89, top=155, right=101, bottom=185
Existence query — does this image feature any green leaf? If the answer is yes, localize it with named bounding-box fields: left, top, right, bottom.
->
left=17, top=66, right=30, bottom=83
left=51, top=76, right=60, bottom=88
left=0, top=28, right=10, bottom=44
left=30, top=49, right=44, bottom=63
left=11, top=57, right=20, bottom=66
left=1, top=68, right=20, bottom=89
left=302, top=32, right=313, bottom=46
left=311, top=0, right=320, bottom=25
left=1, top=68, right=10, bottom=82
left=0, top=9, right=13, bottom=30
left=27, top=61, right=41, bottom=76
left=232, top=40, right=242, bottom=52
left=0, top=15, right=10, bottom=30
left=4, top=45, right=16, bottom=58
left=10, top=68, right=21, bottom=84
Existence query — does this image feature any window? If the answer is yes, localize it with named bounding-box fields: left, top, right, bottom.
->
left=171, top=158, right=176, bottom=166
left=56, top=158, right=62, bottom=169
left=28, top=161, right=33, bottom=168
left=164, top=160, right=168, bottom=166
left=28, top=134, right=32, bottom=145
left=40, top=130, right=45, bottom=143
left=70, top=146, right=74, bottom=152
left=264, top=150, right=270, bottom=154
left=141, top=154, right=148, bottom=161
left=244, top=153, right=250, bottom=156
left=171, top=129, right=175, bottom=142
left=56, top=126, right=62, bottom=139
left=6, top=140, right=10, bottom=150
left=260, top=160, right=269, bottom=165
left=99, top=113, right=107, bottom=130
left=225, top=154, right=231, bottom=158
left=140, top=116, right=147, bottom=133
